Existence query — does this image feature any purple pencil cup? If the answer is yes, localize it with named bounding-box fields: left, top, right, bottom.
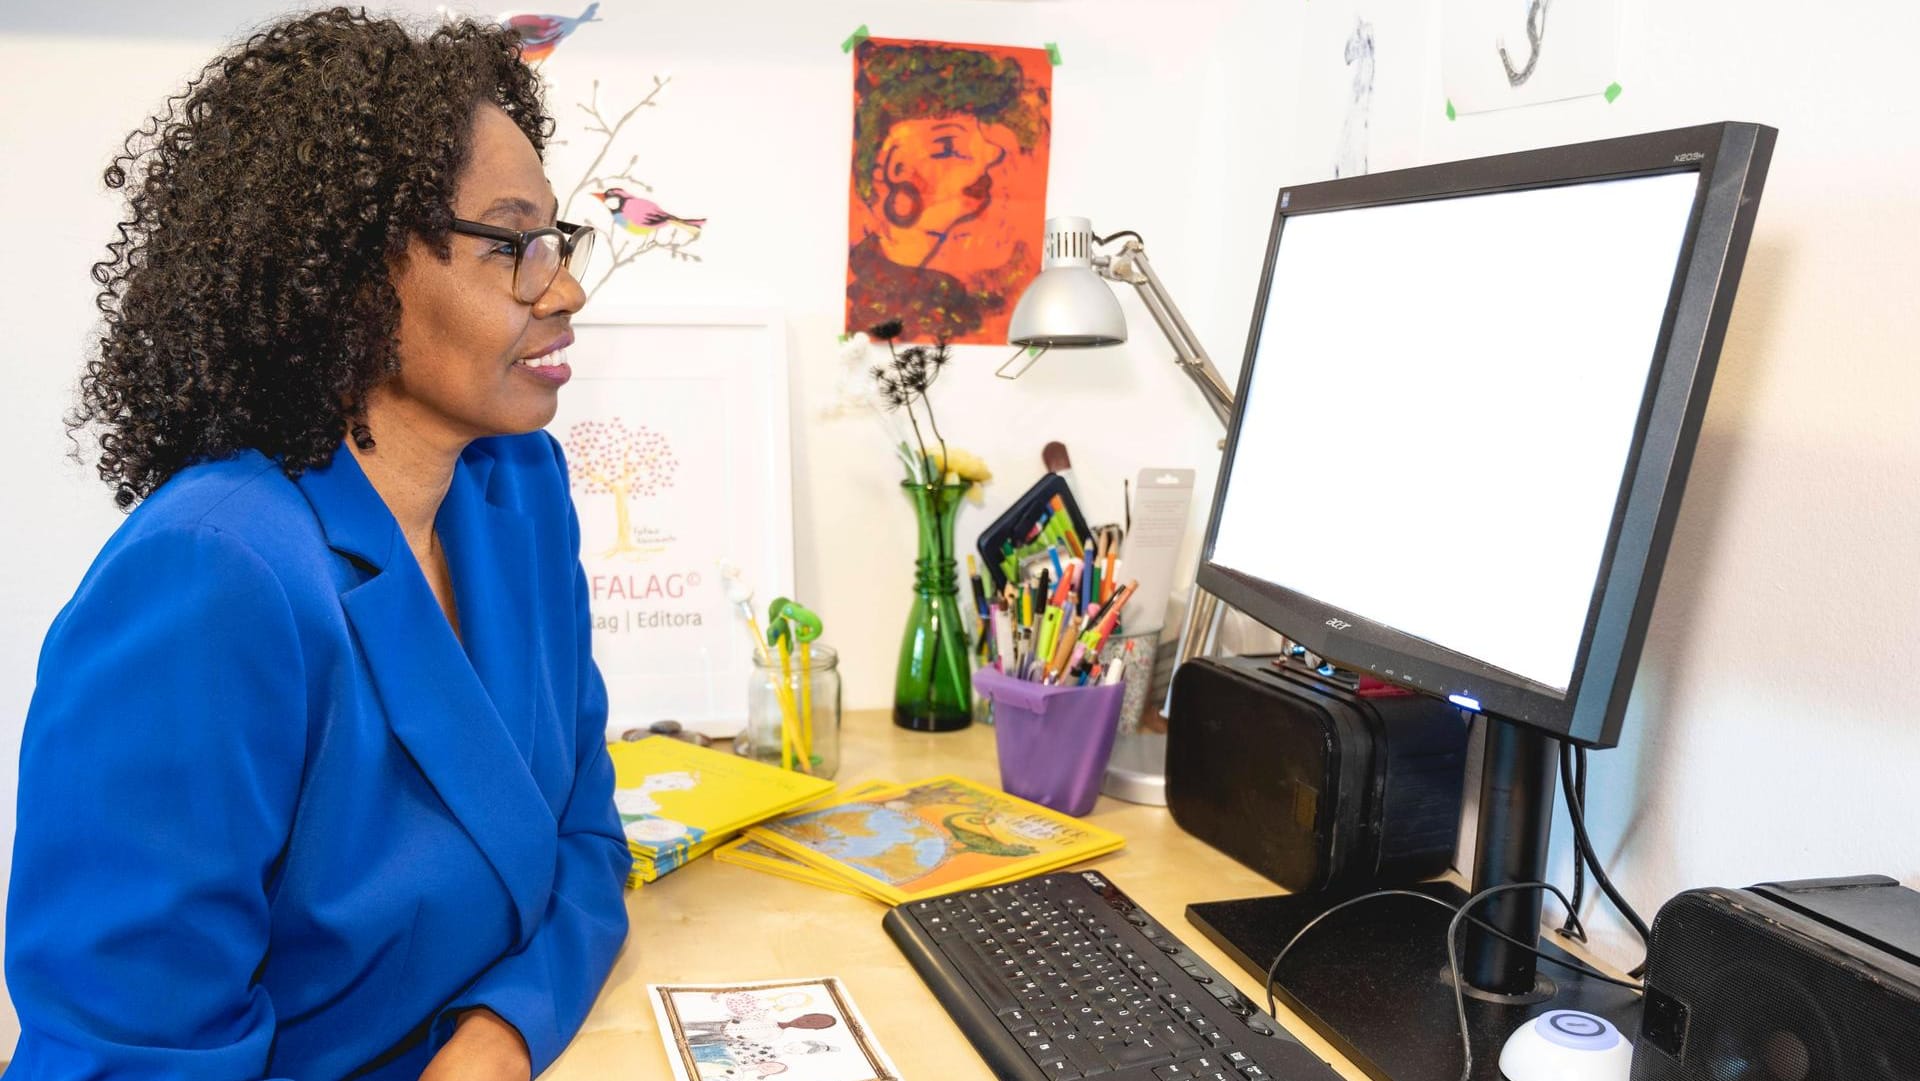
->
left=973, top=668, right=1125, bottom=817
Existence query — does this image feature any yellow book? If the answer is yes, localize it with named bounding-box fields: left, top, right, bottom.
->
left=713, top=836, right=885, bottom=899
left=713, top=780, right=899, bottom=900
left=609, top=737, right=836, bottom=880
left=629, top=828, right=737, bottom=884
left=744, top=775, right=1124, bottom=905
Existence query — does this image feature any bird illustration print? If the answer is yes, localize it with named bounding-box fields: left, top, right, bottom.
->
left=593, top=188, right=708, bottom=262
left=595, top=188, right=706, bottom=245
left=500, top=3, right=600, bottom=64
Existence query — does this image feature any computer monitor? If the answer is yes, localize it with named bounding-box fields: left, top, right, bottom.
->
left=1185, top=122, right=1775, bottom=1081
left=1199, top=123, right=1774, bottom=750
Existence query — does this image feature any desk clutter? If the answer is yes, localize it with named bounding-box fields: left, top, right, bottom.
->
left=972, top=471, right=1138, bottom=688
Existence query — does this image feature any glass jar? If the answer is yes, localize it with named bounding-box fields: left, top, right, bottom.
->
left=742, top=643, right=841, bottom=779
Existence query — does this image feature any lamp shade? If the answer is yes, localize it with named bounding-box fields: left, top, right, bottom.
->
left=1008, top=217, right=1127, bottom=348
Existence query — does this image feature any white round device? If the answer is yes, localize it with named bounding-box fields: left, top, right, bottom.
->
left=1498, top=1009, right=1634, bottom=1081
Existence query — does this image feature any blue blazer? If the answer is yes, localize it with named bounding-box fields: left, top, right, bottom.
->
left=6, top=433, right=630, bottom=1080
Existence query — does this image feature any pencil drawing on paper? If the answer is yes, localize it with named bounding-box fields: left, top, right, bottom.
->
left=1499, top=0, right=1550, bottom=86
left=1336, top=18, right=1376, bottom=179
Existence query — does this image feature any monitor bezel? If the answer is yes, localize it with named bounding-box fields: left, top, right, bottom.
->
left=1195, top=122, right=1775, bottom=748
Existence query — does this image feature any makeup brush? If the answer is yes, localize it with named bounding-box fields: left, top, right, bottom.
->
left=1042, top=441, right=1085, bottom=510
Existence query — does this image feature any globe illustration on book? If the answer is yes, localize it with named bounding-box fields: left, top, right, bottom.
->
left=803, top=804, right=952, bottom=884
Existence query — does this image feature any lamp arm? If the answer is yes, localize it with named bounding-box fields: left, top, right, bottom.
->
left=1101, top=241, right=1235, bottom=428
left=1096, top=239, right=1239, bottom=727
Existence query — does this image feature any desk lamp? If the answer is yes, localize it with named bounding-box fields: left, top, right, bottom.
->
left=1005, top=216, right=1239, bottom=805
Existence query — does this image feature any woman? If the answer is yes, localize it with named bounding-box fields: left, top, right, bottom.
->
left=5, top=10, right=628, bottom=1080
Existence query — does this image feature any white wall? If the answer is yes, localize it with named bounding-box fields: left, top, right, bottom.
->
left=3, top=0, right=1916, bottom=1047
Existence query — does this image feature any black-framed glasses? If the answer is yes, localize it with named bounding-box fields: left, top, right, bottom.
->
left=450, top=218, right=598, bottom=302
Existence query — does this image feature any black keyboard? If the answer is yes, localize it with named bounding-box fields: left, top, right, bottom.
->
left=883, top=870, right=1343, bottom=1081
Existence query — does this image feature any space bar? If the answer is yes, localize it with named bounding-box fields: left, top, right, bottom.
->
left=944, top=943, right=1020, bottom=1015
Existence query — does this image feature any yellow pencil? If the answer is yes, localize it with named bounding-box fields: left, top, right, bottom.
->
left=798, top=636, right=815, bottom=765
left=775, top=634, right=810, bottom=774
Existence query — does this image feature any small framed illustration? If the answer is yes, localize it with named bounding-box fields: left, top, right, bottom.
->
left=547, top=306, right=793, bottom=739
left=648, top=977, right=900, bottom=1081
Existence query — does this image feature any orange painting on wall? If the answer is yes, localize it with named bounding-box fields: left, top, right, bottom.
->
left=847, top=36, right=1052, bottom=345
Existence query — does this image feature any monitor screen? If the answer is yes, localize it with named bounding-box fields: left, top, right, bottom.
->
left=1195, top=123, right=1776, bottom=746
left=1211, top=173, right=1698, bottom=694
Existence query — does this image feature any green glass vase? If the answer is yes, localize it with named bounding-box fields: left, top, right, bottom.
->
left=893, top=481, right=974, bottom=732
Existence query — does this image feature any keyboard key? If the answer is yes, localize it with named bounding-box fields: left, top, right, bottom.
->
left=1156, top=1022, right=1202, bottom=1053
left=1058, top=1033, right=1107, bottom=1075
left=1105, top=1036, right=1174, bottom=1070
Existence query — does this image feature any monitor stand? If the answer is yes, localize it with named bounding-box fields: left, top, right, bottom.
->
left=1185, top=716, right=1641, bottom=1081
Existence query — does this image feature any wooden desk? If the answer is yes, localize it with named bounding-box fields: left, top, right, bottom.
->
left=546, top=708, right=1368, bottom=1081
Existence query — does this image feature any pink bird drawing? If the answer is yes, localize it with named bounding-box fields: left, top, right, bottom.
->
left=500, top=2, right=600, bottom=63
left=593, top=188, right=707, bottom=247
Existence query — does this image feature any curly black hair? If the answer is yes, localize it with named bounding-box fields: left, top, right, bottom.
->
left=70, top=6, right=553, bottom=508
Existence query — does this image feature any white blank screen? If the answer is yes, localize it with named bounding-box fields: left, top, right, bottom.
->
left=1210, top=172, right=1699, bottom=692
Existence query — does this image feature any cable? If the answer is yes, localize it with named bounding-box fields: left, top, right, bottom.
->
left=1261, top=885, right=1639, bottom=1015
left=1559, top=742, right=1652, bottom=977
left=1555, top=746, right=1590, bottom=943
left=1264, top=890, right=1453, bottom=1019
left=1445, top=881, right=1626, bottom=1081
left=1263, top=881, right=1642, bottom=1081
left=1094, top=229, right=1145, bottom=247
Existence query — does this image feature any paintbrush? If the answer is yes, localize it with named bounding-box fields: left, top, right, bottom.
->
left=1042, top=441, right=1086, bottom=511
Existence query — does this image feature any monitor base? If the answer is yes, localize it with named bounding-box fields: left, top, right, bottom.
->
left=1187, top=882, right=1641, bottom=1081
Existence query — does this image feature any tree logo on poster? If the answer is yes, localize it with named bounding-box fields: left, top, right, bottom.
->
left=563, top=418, right=679, bottom=559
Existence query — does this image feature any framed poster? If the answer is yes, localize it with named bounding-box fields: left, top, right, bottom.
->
left=548, top=306, right=793, bottom=739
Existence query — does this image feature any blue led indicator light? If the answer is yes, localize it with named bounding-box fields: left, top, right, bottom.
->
left=1448, top=694, right=1481, bottom=711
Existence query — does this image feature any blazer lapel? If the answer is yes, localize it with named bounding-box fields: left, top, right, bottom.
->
left=435, top=447, right=545, bottom=764
left=295, top=444, right=556, bottom=946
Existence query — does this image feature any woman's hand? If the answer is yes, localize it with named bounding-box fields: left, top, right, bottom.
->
left=420, top=1009, right=532, bottom=1081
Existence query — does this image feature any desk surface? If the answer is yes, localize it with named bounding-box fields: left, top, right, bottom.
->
left=547, top=708, right=1367, bottom=1081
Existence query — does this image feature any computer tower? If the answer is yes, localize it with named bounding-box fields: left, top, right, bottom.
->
left=1165, top=654, right=1468, bottom=893
left=1633, top=875, right=1920, bottom=1080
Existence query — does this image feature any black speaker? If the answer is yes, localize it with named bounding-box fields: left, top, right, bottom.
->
left=1166, top=654, right=1467, bottom=893
left=1633, top=875, right=1920, bottom=1081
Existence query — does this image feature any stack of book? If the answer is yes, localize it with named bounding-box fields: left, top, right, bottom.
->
left=715, top=775, right=1125, bottom=903
left=608, top=736, right=836, bottom=888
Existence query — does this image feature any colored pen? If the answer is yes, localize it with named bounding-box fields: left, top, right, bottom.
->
left=1037, top=606, right=1063, bottom=669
